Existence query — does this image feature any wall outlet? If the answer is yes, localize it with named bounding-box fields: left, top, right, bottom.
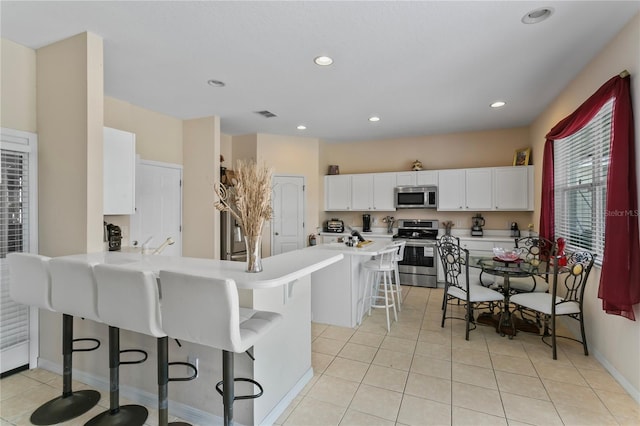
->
left=188, top=355, right=199, bottom=378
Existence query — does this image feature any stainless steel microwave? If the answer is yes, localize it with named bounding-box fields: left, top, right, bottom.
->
left=394, top=186, right=437, bottom=209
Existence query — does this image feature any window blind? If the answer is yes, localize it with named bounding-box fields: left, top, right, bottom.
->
left=0, top=148, right=31, bottom=353
left=554, top=98, right=613, bottom=260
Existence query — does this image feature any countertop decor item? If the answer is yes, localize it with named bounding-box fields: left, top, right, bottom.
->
left=442, top=220, right=454, bottom=236
left=214, top=160, right=273, bottom=272
left=411, top=159, right=423, bottom=171
left=382, top=216, right=395, bottom=234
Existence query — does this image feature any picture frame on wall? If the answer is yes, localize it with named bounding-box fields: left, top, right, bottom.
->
left=513, top=147, right=531, bottom=166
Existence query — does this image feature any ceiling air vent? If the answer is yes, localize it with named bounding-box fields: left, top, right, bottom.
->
left=255, top=110, right=277, bottom=118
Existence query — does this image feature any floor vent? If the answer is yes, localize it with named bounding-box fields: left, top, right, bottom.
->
left=255, top=110, right=277, bottom=118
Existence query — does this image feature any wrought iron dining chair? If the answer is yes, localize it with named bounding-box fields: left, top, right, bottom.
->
left=508, top=236, right=556, bottom=293
left=510, top=251, right=596, bottom=359
left=437, top=240, right=504, bottom=340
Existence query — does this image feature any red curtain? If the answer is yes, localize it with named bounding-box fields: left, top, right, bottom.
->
left=539, top=74, right=639, bottom=320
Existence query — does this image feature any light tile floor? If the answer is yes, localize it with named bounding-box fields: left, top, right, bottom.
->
left=1, top=286, right=639, bottom=425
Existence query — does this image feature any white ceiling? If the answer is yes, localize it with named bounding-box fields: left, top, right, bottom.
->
left=1, top=1, right=638, bottom=143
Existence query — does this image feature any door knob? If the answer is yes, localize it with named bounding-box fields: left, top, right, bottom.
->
left=275, top=232, right=279, bottom=235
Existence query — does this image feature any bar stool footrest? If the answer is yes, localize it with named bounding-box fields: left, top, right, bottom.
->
left=168, top=361, right=198, bottom=382
left=72, top=337, right=100, bottom=352
left=215, top=378, right=264, bottom=401
left=119, top=349, right=148, bottom=365
left=30, top=389, right=100, bottom=425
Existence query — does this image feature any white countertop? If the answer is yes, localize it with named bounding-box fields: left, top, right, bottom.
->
left=310, top=240, right=391, bottom=256
left=58, top=250, right=344, bottom=290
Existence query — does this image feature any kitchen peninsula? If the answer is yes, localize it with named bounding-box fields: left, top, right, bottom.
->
left=308, top=240, right=392, bottom=328
left=52, top=249, right=343, bottom=426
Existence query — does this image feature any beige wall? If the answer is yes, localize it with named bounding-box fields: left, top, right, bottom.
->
left=1, top=39, right=37, bottom=132
left=36, top=32, right=104, bottom=257
left=36, top=32, right=104, bottom=364
left=257, top=133, right=321, bottom=255
left=319, top=127, right=534, bottom=231
left=104, top=96, right=183, bottom=164
left=529, top=13, right=640, bottom=398
left=183, top=116, right=220, bottom=259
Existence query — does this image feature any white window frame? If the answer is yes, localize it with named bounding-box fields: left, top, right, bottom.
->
left=1, top=127, right=39, bottom=370
left=553, top=99, right=612, bottom=264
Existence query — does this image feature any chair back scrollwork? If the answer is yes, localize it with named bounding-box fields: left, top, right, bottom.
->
left=437, top=240, right=469, bottom=296
left=515, top=236, right=555, bottom=267
left=555, top=251, right=596, bottom=310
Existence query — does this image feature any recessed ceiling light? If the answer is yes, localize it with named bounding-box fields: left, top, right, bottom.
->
left=314, top=56, right=333, bottom=66
left=521, top=7, right=554, bottom=24
left=490, top=101, right=506, bottom=108
left=368, top=116, right=381, bottom=122
left=297, top=125, right=307, bottom=130
left=207, top=79, right=226, bottom=87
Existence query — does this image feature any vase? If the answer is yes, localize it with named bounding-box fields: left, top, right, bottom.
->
left=445, top=228, right=452, bottom=236
left=245, top=235, right=263, bottom=273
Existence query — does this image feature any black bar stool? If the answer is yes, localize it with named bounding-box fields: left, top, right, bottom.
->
left=7, top=253, right=101, bottom=425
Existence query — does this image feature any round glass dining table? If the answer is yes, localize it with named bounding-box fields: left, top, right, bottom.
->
left=468, top=255, right=551, bottom=338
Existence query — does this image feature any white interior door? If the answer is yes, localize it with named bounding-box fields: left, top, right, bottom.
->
left=130, top=160, right=182, bottom=256
left=271, top=176, right=305, bottom=255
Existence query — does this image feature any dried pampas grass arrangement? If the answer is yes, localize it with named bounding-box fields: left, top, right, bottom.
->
left=214, top=160, right=273, bottom=237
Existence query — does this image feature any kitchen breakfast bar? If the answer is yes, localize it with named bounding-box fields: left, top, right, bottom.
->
left=45, top=249, right=343, bottom=426
left=308, top=240, right=392, bottom=328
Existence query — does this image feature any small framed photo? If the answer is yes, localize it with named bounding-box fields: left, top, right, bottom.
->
left=513, top=147, right=531, bottom=166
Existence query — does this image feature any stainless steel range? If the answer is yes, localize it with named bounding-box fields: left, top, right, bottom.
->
left=393, top=219, right=439, bottom=287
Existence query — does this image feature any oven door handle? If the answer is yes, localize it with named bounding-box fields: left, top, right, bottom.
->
left=399, top=241, right=436, bottom=248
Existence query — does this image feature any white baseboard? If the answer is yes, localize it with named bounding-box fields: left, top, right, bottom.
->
left=560, top=318, right=640, bottom=403
left=259, top=368, right=314, bottom=426
left=37, top=359, right=314, bottom=425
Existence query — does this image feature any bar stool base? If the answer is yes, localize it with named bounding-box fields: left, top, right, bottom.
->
left=85, top=405, right=148, bottom=426
left=30, top=390, right=101, bottom=425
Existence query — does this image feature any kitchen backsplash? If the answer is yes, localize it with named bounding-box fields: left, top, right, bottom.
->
left=321, top=210, right=534, bottom=232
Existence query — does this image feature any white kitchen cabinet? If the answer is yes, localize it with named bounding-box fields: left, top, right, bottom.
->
left=104, top=127, right=136, bottom=215
left=395, top=172, right=416, bottom=186
left=437, top=169, right=466, bottom=210
left=465, top=168, right=493, bottom=210
left=326, top=167, right=532, bottom=212
left=324, top=175, right=352, bottom=211
left=351, top=174, right=373, bottom=210
left=396, top=170, right=437, bottom=187
left=438, top=167, right=530, bottom=212
left=417, top=170, right=438, bottom=186
left=326, top=173, right=396, bottom=211
left=493, top=166, right=533, bottom=210
left=372, top=172, right=397, bottom=210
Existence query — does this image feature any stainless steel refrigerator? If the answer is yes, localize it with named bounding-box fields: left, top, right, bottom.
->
left=220, top=210, right=246, bottom=261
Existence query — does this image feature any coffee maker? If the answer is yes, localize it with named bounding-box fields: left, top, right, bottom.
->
left=471, top=213, right=485, bottom=237
left=105, top=222, right=122, bottom=251
left=362, top=214, right=372, bottom=232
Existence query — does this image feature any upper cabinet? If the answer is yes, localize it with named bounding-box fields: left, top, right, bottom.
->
left=326, top=173, right=396, bottom=211
left=324, top=174, right=352, bottom=211
left=437, top=166, right=532, bottom=211
left=493, top=166, right=533, bottom=210
left=104, top=127, right=136, bottom=215
left=324, top=166, right=532, bottom=212
left=395, top=170, right=437, bottom=186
